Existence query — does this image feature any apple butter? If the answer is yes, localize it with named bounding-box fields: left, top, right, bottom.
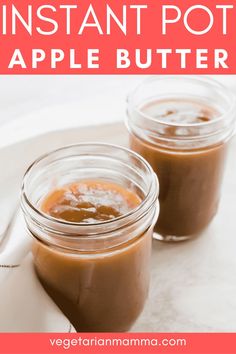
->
left=127, top=76, right=236, bottom=241
left=21, top=144, right=159, bottom=332
left=40, top=180, right=141, bottom=223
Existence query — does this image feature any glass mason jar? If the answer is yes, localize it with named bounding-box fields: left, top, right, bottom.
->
left=21, top=143, right=159, bottom=332
left=127, top=76, right=236, bottom=242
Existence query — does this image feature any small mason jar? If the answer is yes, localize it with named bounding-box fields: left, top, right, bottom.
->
left=127, top=76, right=236, bottom=242
left=21, top=143, right=159, bottom=332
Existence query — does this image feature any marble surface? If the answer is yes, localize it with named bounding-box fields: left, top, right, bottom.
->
left=1, top=75, right=236, bottom=146
left=0, top=75, right=236, bottom=332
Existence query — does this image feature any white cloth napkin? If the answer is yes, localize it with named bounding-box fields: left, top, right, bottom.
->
left=0, top=212, right=75, bottom=332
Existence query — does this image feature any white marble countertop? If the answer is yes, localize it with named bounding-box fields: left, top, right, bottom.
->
left=0, top=75, right=142, bottom=147
left=0, top=75, right=236, bottom=332
left=0, top=75, right=236, bottom=146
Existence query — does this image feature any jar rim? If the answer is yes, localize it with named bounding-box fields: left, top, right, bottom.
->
left=127, top=75, right=236, bottom=129
left=21, top=142, right=159, bottom=234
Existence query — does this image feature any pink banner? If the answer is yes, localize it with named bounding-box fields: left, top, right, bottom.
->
left=0, top=0, right=235, bottom=74
left=0, top=333, right=236, bottom=354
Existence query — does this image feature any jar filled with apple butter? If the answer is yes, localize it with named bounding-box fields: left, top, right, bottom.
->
left=127, top=76, right=236, bottom=241
left=21, top=143, right=159, bottom=332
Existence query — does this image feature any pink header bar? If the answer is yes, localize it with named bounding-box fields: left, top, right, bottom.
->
left=0, top=0, right=235, bottom=74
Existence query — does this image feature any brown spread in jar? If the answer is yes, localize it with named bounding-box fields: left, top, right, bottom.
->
left=41, top=180, right=141, bottom=223
left=130, top=98, right=227, bottom=237
left=142, top=98, right=219, bottom=125
left=33, top=180, right=152, bottom=332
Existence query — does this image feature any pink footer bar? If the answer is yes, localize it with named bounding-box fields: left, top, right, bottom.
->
left=0, top=333, right=235, bottom=354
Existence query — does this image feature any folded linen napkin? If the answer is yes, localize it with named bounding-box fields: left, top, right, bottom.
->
left=0, top=212, right=75, bottom=332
